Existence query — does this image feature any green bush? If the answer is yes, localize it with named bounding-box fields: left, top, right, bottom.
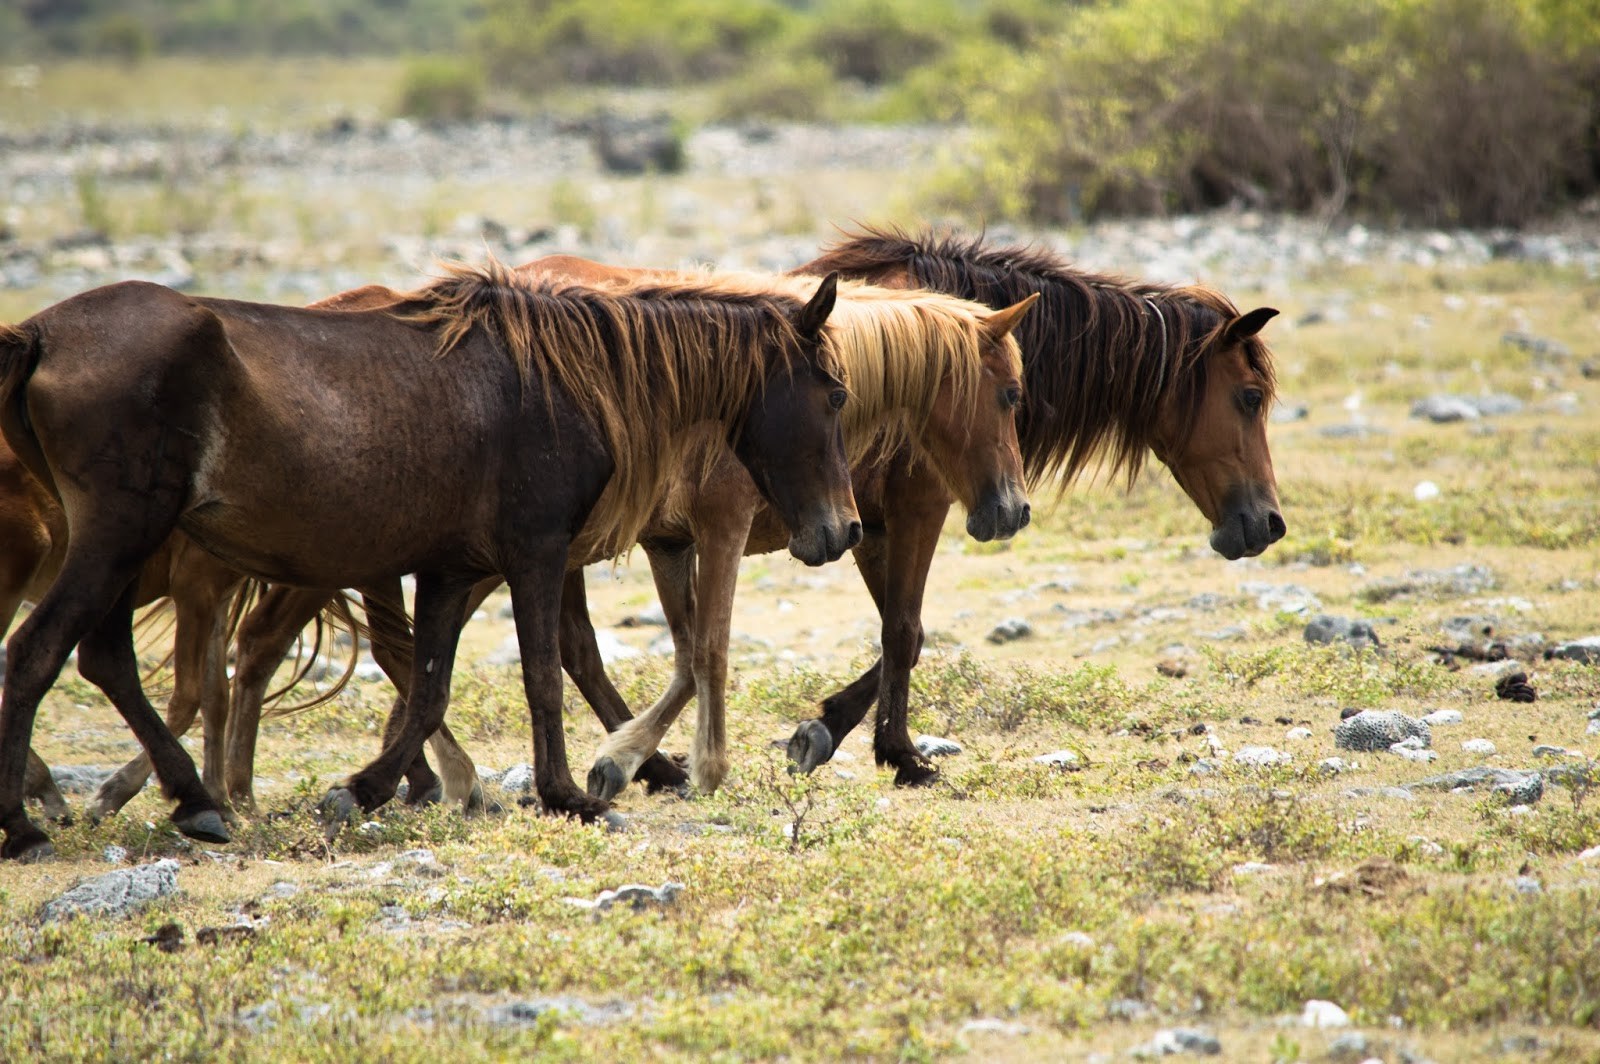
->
left=479, top=0, right=794, bottom=89
left=396, top=57, right=486, bottom=123
left=793, top=0, right=968, bottom=86
left=709, top=54, right=841, bottom=122
left=948, top=0, right=1600, bottom=225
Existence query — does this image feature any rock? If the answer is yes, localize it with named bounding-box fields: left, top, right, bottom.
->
left=1233, top=745, right=1290, bottom=768
left=1233, top=861, right=1274, bottom=875
left=1304, top=615, right=1380, bottom=650
left=1389, top=743, right=1438, bottom=763
left=1502, top=330, right=1571, bottom=363
left=914, top=735, right=962, bottom=758
left=1410, top=395, right=1480, bottom=422
left=49, top=764, right=116, bottom=795
left=1545, top=636, right=1600, bottom=664
left=498, top=763, right=533, bottom=793
left=987, top=617, right=1033, bottom=644
left=564, top=881, right=683, bottom=912
left=1471, top=393, right=1524, bottom=417
left=960, top=1018, right=1031, bottom=1037
left=1284, top=727, right=1312, bottom=741
left=1342, top=786, right=1415, bottom=801
left=1460, top=739, right=1496, bottom=755
left=1131, top=1028, right=1222, bottom=1057
left=620, top=602, right=667, bottom=627
left=42, top=859, right=180, bottom=921
left=592, top=113, right=685, bottom=175
left=1326, top=1032, right=1370, bottom=1060
left=1413, top=480, right=1441, bottom=501
left=1407, top=767, right=1543, bottom=805
left=393, top=849, right=444, bottom=876
left=1033, top=749, right=1081, bottom=769
left=1577, top=844, right=1600, bottom=862
left=1316, top=757, right=1349, bottom=775
left=1243, top=581, right=1321, bottom=614
left=1514, top=876, right=1543, bottom=895
left=485, top=996, right=634, bottom=1027
left=1301, top=1000, right=1351, bottom=1028
left=1058, top=930, right=1097, bottom=949
left=1336, top=711, right=1430, bottom=752
left=1421, top=709, right=1462, bottom=726
left=102, top=845, right=129, bottom=864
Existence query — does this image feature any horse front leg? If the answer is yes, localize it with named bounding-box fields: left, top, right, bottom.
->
left=506, top=548, right=618, bottom=825
left=559, top=562, right=689, bottom=795
left=872, top=497, right=948, bottom=787
left=319, top=573, right=474, bottom=825
left=587, top=544, right=698, bottom=800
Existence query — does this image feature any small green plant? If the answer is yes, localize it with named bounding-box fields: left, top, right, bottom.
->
left=396, top=57, right=485, bottom=124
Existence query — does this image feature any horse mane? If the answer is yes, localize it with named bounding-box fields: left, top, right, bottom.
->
left=395, top=257, right=839, bottom=556
left=808, top=226, right=1278, bottom=491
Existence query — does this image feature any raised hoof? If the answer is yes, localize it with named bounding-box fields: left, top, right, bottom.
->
left=587, top=757, right=628, bottom=802
left=317, top=788, right=362, bottom=839
left=892, top=759, right=939, bottom=788
left=601, top=810, right=629, bottom=833
left=786, top=719, right=835, bottom=775
left=404, top=780, right=444, bottom=808
left=636, top=753, right=690, bottom=794
left=172, top=808, right=231, bottom=844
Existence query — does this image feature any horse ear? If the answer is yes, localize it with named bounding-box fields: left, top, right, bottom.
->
left=796, top=272, right=840, bottom=340
left=1226, top=307, right=1278, bottom=342
left=982, top=291, right=1041, bottom=342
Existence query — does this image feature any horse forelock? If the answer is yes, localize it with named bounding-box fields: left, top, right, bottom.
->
left=397, top=257, right=823, bottom=557
left=813, top=226, right=1277, bottom=493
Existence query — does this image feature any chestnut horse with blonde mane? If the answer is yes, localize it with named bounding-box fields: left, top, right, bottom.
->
left=0, top=263, right=857, bottom=860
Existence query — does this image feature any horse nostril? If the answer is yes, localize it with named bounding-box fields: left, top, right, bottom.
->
left=1267, top=511, right=1286, bottom=541
left=845, top=521, right=863, bottom=549
left=1019, top=503, right=1031, bottom=528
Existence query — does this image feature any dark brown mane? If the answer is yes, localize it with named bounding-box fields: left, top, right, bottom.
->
left=395, top=257, right=831, bottom=555
left=809, top=227, right=1278, bottom=490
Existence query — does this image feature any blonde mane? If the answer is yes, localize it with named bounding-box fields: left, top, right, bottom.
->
left=397, top=257, right=842, bottom=557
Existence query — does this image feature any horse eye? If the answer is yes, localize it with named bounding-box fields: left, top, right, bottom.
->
left=1241, top=389, right=1263, bottom=415
left=1003, top=386, right=1022, bottom=410
left=829, top=388, right=847, bottom=411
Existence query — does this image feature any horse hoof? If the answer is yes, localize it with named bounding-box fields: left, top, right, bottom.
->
left=893, top=761, right=939, bottom=788
left=172, top=808, right=231, bottom=844
left=637, top=753, right=690, bottom=793
left=601, top=810, right=629, bottom=833
left=3, top=835, right=55, bottom=863
left=786, top=719, right=834, bottom=775
left=587, top=757, right=627, bottom=802
left=317, top=788, right=361, bottom=838
left=405, top=781, right=444, bottom=808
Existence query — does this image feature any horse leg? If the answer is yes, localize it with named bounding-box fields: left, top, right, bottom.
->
left=871, top=501, right=948, bottom=787
left=23, top=750, right=69, bottom=823
left=684, top=516, right=755, bottom=796
left=322, top=573, right=475, bottom=819
left=505, top=553, right=614, bottom=825
left=225, top=585, right=331, bottom=812
left=74, top=583, right=229, bottom=845
left=87, top=556, right=239, bottom=821
left=0, top=531, right=71, bottom=822
left=587, top=544, right=698, bottom=800
left=788, top=530, right=889, bottom=774
left=558, top=565, right=688, bottom=794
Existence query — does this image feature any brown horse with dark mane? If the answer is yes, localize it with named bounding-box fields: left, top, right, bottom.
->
left=0, top=261, right=858, bottom=860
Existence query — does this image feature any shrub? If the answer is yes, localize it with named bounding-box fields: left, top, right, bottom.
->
left=396, top=57, right=486, bottom=124
left=709, top=54, right=841, bottom=123
left=949, top=0, right=1600, bottom=225
left=792, top=0, right=968, bottom=86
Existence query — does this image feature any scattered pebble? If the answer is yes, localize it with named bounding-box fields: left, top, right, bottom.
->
left=1316, top=757, right=1350, bottom=775
left=1336, top=711, right=1430, bottom=752
left=1460, top=739, right=1496, bottom=755
left=914, top=735, right=962, bottom=758
left=102, top=845, right=128, bottom=864
left=959, top=1018, right=1030, bottom=1037
left=484, top=996, right=634, bottom=1028
left=41, top=859, right=180, bottom=922
left=1301, top=1000, right=1352, bottom=1028
left=1130, top=1028, right=1222, bottom=1057
left=1410, top=395, right=1479, bottom=423
left=986, top=618, right=1033, bottom=644
left=563, top=882, right=683, bottom=912
left=1284, top=727, right=1312, bottom=741
left=1304, top=614, right=1380, bottom=650
left=498, top=763, right=534, bottom=793
left=1232, top=745, right=1290, bottom=768
left=1420, top=709, right=1462, bottom=726
left=1388, top=744, right=1438, bottom=764
left=1033, top=749, right=1081, bottom=769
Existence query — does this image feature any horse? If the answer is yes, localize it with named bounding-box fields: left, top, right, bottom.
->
left=763, top=227, right=1286, bottom=777
left=0, top=262, right=858, bottom=860
left=205, top=262, right=1035, bottom=809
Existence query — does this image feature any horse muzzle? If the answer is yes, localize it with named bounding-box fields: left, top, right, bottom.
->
left=788, top=515, right=863, bottom=567
left=965, top=486, right=1032, bottom=543
left=1209, top=506, right=1286, bottom=560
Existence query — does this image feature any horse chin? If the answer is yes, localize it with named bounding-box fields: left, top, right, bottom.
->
left=966, top=493, right=1030, bottom=543
left=787, top=530, right=838, bottom=567
left=965, top=509, right=998, bottom=543
left=1209, top=523, right=1249, bottom=561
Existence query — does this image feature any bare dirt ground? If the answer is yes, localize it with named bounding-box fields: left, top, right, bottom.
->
left=3, top=63, right=1600, bottom=1061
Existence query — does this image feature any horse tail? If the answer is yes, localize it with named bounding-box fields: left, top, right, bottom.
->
left=260, top=591, right=374, bottom=720
left=0, top=320, right=53, bottom=496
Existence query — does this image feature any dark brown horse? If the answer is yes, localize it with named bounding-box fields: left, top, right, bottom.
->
left=544, top=229, right=1285, bottom=785
left=0, top=262, right=858, bottom=860
left=209, top=262, right=1034, bottom=809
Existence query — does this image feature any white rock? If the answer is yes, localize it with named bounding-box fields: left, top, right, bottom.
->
left=1058, top=931, right=1096, bottom=949
left=1421, top=709, right=1463, bottom=726
left=1413, top=480, right=1441, bottom=501
left=1389, top=744, right=1438, bottom=763
left=1033, top=749, right=1081, bottom=768
left=1233, top=745, right=1290, bottom=767
left=42, top=860, right=180, bottom=921
left=1301, top=999, right=1351, bottom=1028
left=1233, top=862, right=1275, bottom=875
left=1316, top=757, right=1350, bottom=775
left=960, top=1018, right=1030, bottom=1037
left=1285, top=727, right=1313, bottom=741
left=915, top=735, right=962, bottom=758
left=1460, top=739, right=1496, bottom=755
left=1577, top=845, right=1600, bottom=862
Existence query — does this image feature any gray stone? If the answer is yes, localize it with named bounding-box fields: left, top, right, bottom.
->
left=1421, top=709, right=1462, bottom=726
left=1407, top=767, right=1544, bottom=805
left=1033, top=749, right=1081, bottom=769
left=1532, top=744, right=1573, bottom=759
left=102, top=845, right=128, bottom=864
left=1318, top=423, right=1388, bottom=440
left=41, top=859, right=180, bottom=921
left=498, top=763, right=533, bottom=793
left=49, top=764, right=116, bottom=795
left=1131, top=1028, right=1222, bottom=1057
left=1514, top=876, right=1543, bottom=895
left=1316, top=757, right=1349, bottom=775
left=987, top=617, right=1033, bottom=644
left=1470, top=393, right=1524, bottom=417
left=959, top=1018, right=1030, bottom=1037
left=1304, top=615, right=1380, bottom=650
left=1335, top=710, right=1430, bottom=752
left=1233, top=745, right=1290, bottom=768
left=1107, top=998, right=1156, bottom=1021
left=1546, top=636, right=1600, bottom=664
left=1327, top=1032, right=1370, bottom=1061
left=1460, top=739, right=1496, bottom=755
left=1341, top=786, right=1416, bottom=801
left=1411, top=394, right=1481, bottom=423
left=484, top=996, right=633, bottom=1027
left=914, top=735, right=962, bottom=758
left=565, top=881, right=683, bottom=912
left=1300, top=999, right=1351, bottom=1028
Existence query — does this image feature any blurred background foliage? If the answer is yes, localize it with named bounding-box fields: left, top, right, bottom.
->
left=4, top=0, right=1598, bottom=226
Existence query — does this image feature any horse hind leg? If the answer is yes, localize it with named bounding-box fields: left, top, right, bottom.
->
left=24, top=749, right=70, bottom=823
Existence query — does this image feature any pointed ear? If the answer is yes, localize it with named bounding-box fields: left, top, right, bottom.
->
left=982, top=291, right=1040, bottom=342
left=796, top=272, right=839, bottom=340
left=1226, top=307, right=1278, bottom=342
